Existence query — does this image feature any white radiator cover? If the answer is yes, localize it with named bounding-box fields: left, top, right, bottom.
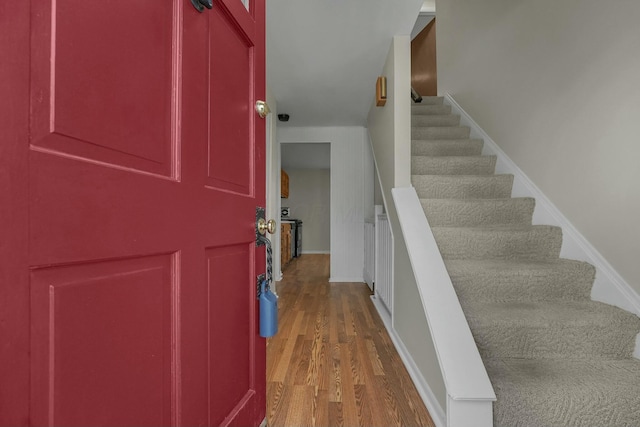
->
left=375, top=214, right=393, bottom=314
left=364, top=221, right=376, bottom=291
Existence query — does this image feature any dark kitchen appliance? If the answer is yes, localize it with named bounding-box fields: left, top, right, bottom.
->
left=282, top=219, right=303, bottom=258
left=293, top=220, right=302, bottom=258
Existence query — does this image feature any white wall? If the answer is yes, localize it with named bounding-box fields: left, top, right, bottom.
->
left=437, top=0, right=640, bottom=296
left=278, top=127, right=370, bottom=282
left=364, top=140, right=376, bottom=221
left=284, top=168, right=330, bottom=253
left=367, top=36, right=447, bottom=410
left=265, top=88, right=282, bottom=284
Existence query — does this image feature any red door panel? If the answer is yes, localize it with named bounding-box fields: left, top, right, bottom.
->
left=30, top=255, right=174, bottom=427
left=30, top=0, right=177, bottom=177
left=207, top=244, right=253, bottom=425
left=0, top=0, right=266, bottom=426
left=208, top=6, right=253, bottom=194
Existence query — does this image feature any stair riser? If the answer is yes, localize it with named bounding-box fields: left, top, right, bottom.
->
left=413, top=127, right=470, bottom=140
left=422, top=198, right=534, bottom=227
left=432, top=226, right=563, bottom=261
left=412, top=115, right=461, bottom=127
left=450, top=270, right=594, bottom=303
left=471, top=322, right=639, bottom=359
left=413, top=175, right=514, bottom=199
left=412, top=97, right=443, bottom=106
left=412, top=140, right=484, bottom=157
left=413, top=156, right=497, bottom=175
left=411, top=105, right=451, bottom=115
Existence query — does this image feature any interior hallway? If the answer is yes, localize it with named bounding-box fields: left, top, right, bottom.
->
left=267, top=254, right=435, bottom=426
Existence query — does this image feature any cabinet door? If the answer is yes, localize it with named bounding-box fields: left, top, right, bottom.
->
left=281, top=169, right=289, bottom=198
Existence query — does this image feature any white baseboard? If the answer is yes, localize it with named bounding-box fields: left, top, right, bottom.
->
left=370, top=296, right=447, bottom=427
left=328, top=276, right=365, bottom=283
left=371, top=295, right=392, bottom=327
left=301, top=250, right=330, bottom=254
left=445, top=94, right=640, bottom=322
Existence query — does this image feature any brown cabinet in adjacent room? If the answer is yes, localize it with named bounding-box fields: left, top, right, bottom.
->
left=281, top=222, right=292, bottom=265
left=281, top=169, right=289, bottom=198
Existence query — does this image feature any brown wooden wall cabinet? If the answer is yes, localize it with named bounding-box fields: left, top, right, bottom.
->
left=281, top=223, right=292, bottom=265
left=281, top=169, right=289, bottom=198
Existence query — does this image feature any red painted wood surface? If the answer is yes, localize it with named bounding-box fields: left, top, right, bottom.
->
left=0, top=1, right=266, bottom=425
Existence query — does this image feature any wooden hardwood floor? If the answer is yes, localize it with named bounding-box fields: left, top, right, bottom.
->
left=267, top=254, right=435, bottom=427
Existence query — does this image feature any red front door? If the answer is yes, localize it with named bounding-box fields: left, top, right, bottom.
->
left=0, top=1, right=266, bottom=426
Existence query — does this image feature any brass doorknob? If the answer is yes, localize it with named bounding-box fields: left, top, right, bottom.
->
left=255, top=100, right=271, bottom=119
left=257, top=218, right=276, bottom=235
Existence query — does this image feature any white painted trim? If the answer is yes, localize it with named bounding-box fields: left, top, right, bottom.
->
left=445, top=93, right=640, bottom=319
left=634, top=334, right=640, bottom=359
left=259, top=417, right=267, bottom=427
left=328, top=277, right=365, bottom=283
left=371, top=296, right=447, bottom=427
left=275, top=271, right=283, bottom=282
left=447, top=397, right=493, bottom=427
left=392, top=187, right=496, bottom=403
left=371, top=295, right=392, bottom=327
left=301, top=250, right=330, bottom=254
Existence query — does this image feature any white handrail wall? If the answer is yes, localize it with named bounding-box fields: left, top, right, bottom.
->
left=393, top=187, right=496, bottom=424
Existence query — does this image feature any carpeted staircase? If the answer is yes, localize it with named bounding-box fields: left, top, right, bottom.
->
left=412, top=97, right=640, bottom=426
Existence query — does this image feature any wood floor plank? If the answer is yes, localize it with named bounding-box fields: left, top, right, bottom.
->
left=293, top=338, right=313, bottom=385
left=267, top=254, right=435, bottom=427
left=329, top=343, right=342, bottom=403
left=313, top=390, right=330, bottom=427
left=365, top=338, right=385, bottom=376
left=267, top=381, right=289, bottom=427
left=284, top=385, right=314, bottom=427
left=338, top=342, right=359, bottom=426
left=271, top=310, right=304, bottom=382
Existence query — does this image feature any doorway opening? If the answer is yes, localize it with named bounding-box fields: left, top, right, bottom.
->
left=279, top=142, right=331, bottom=270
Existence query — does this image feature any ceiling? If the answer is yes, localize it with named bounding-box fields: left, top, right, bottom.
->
left=281, top=143, right=330, bottom=170
left=266, top=0, right=424, bottom=127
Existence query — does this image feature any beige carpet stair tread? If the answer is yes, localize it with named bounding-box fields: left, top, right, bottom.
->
left=412, top=155, right=497, bottom=175
left=421, top=198, right=535, bottom=227
left=412, top=114, right=461, bottom=127
left=412, top=126, right=470, bottom=140
left=412, top=174, right=514, bottom=199
left=411, top=104, right=452, bottom=115
left=486, top=358, right=640, bottom=427
left=411, top=96, right=443, bottom=106
left=412, top=139, right=484, bottom=156
left=432, top=225, right=562, bottom=261
left=445, top=258, right=595, bottom=302
left=464, top=300, right=640, bottom=359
